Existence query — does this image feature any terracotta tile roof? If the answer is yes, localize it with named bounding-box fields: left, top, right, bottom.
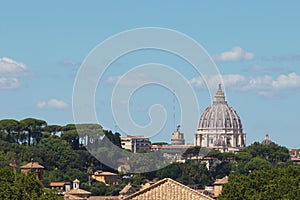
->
left=20, top=162, right=44, bottom=169
left=88, top=196, right=120, bottom=200
left=65, top=194, right=86, bottom=200
left=94, top=171, right=118, bottom=176
left=50, top=182, right=70, bottom=187
left=119, top=183, right=135, bottom=195
left=123, top=178, right=214, bottom=200
left=99, top=172, right=117, bottom=176
left=122, top=136, right=148, bottom=139
left=119, top=184, right=131, bottom=194
left=291, top=157, right=300, bottom=162
left=151, top=145, right=194, bottom=149
left=66, top=188, right=91, bottom=195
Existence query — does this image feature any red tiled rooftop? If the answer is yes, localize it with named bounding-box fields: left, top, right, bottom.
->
left=20, top=162, right=44, bottom=169
left=94, top=170, right=118, bottom=176
left=151, top=145, right=193, bottom=149
left=50, top=182, right=70, bottom=187
left=291, top=157, right=300, bottom=161
left=88, top=196, right=120, bottom=200
left=66, top=188, right=91, bottom=195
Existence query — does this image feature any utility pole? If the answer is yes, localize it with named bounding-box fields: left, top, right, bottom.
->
left=173, top=89, right=176, bottom=131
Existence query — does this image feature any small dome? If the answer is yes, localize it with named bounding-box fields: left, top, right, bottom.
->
left=198, top=84, right=243, bottom=133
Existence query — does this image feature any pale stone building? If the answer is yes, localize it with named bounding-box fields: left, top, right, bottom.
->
left=50, top=182, right=71, bottom=194
left=121, top=136, right=151, bottom=153
left=213, top=176, right=228, bottom=198
left=195, top=84, right=246, bottom=150
left=64, top=179, right=91, bottom=200
left=171, top=125, right=185, bottom=145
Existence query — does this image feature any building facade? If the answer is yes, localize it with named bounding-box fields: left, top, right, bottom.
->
left=195, top=84, right=246, bottom=150
left=121, top=136, right=151, bottom=152
left=64, top=179, right=91, bottom=200
left=20, top=161, right=44, bottom=181
left=91, top=170, right=119, bottom=185
left=171, top=126, right=185, bottom=145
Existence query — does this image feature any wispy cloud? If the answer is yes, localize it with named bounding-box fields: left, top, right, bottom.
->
left=60, top=59, right=80, bottom=67
left=272, top=73, right=300, bottom=89
left=189, top=72, right=300, bottom=97
left=212, top=46, right=255, bottom=62
left=37, top=99, right=69, bottom=109
left=0, top=77, right=19, bottom=89
left=262, top=55, right=300, bottom=62
left=0, top=57, right=28, bottom=89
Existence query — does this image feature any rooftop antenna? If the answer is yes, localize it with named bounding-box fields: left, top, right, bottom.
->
left=173, top=89, right=176, bottom=131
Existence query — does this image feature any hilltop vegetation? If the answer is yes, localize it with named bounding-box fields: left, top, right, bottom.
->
left=218, top=165, right=300, bottom=200
left=0, top=168, right=62, bottom=200
left=0, top=118, right=299, bottom=199
left=0, top=118, right=120, bottom=187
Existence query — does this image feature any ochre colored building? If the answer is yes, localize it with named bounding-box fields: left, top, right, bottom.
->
left=20, top=161, right=44, bottom=181
left=92, top=170, right=119, bottom=185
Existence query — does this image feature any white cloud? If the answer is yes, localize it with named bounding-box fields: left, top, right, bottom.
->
left=37, top=101, right=47, bottom=108
left=189, top=74, right=247, bottom=90
left=0, top=57, right=26, bottom=74
left=272, top=72, right=300, bottom=89
left=0, top=77, right=19, bottom=89
left=189, top=72, right=300, bottom=96
left=37, top=99, right=69, bottom=109
left=212, top=46, right=255, bottom=62
left=0, top=57, right=27, bottom=89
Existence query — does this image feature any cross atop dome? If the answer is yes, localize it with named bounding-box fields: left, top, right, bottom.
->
left=214, top=83, right=226, bottom=103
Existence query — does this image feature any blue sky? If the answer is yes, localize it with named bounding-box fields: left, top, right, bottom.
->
left=1, top=1, right=300, bottom=148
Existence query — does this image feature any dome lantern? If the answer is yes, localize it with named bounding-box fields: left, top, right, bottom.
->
left=213, top=84, right=226, bottom=103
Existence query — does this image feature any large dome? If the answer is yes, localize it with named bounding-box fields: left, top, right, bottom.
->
left=198, top=85, right=243, bottom=132
left=195, top=84, right=246, bottom=149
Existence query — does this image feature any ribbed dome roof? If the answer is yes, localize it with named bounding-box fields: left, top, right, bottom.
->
left=198, top=84, right=243, bottom=132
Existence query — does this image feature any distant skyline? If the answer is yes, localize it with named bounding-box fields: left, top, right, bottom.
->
left=1, top=1, right=300, bottom=148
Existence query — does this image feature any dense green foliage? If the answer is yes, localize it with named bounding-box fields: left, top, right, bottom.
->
left=0, top=167, right=62, bottom=200
left=219, top=165, right=300, bottom=200
left=0, top=117, right=296, bottom=198
left=0, top=118, right=121, bottom=189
